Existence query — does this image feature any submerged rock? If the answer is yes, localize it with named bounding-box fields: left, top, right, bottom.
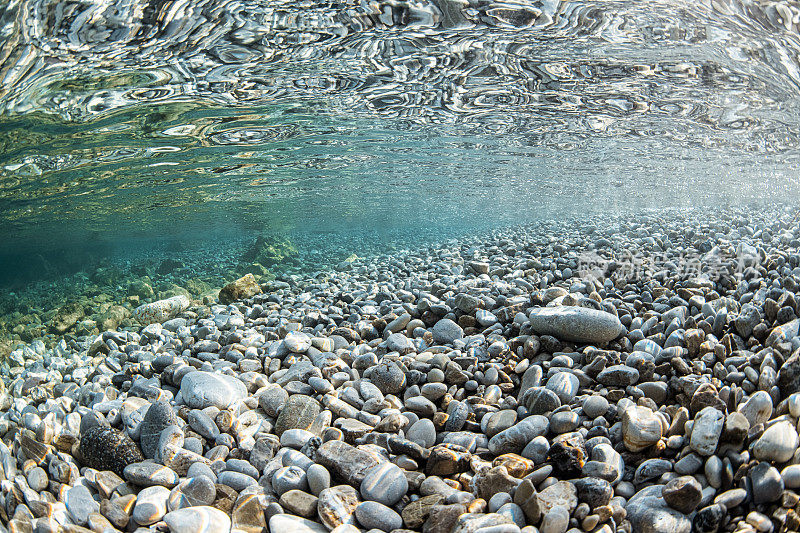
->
left=218, top=273, right=261, bottom=304
left=133, top=295, right=190, bottom=324
left=79, top=425, right=144, bottom=476
left=527, top=306, right=623, bottom=343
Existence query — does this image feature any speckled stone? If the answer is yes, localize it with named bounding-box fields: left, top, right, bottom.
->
left=79, top=425, right=144, bottom=476
left=274, top=395, right=321, bottom=436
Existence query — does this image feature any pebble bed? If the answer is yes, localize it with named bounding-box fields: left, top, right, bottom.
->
left=2, top=207, right=800, bottom=533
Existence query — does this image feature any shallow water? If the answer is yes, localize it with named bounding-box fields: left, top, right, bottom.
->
left=1, top=0, right=800, bottom=283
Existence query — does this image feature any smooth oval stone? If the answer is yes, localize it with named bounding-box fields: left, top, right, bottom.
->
left=528, top=306, right=623, bottom=343
left=689, top=406, right=724, bottom=456
left=489, top=415, right=549, bottom=455
left=360, top=462, right=409, bottom=506
left=596, top=365, right=639, bottom=387
left=524, top=387, right=561, bottom=415
left=132, top=486, right=171, bottom=526
left=752, top=421, right=799, bottom=463
left=307, top=464, right=332, bottom=496
left=281, top=429, right=316, bottom=449
left=124, top=462, right=179, bottom=488
left=737, top=391, right=773, bottom=427
left=258, top=384, right=289, bottom=418
left=164, top=506, right=232, bottom=533
left=188, top=410, right=220, bottom=440
left=782, top=464, right=800, bottom=488
left=549, top=411, right=579, bottom=434
left=546, top=372, right=580, bottom=404
left=432, top=318, right=464, bottom=345
left=269, top=514, right=328, bottom=533
left=179, top=371, right=247, bottom=410
left=354, top=501, right=403, bottom=531
left=583, top=396, right=609, bottom=418
left=217, top=471, right=257, bottom=492
left=749, top=462, right=785, bottom=504
left=407, top=418, right=436, bottom=448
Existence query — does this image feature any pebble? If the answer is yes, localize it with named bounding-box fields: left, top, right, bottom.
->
left=360, top=462, right=409, bottom=506
left=79, top=424, right=145, bottom=476
left=164, top=506, right=232, bottom=533
left=662, top=476, right=702, bottom=513
left=132, top=485, right=171, bottom=526
left=621, top=406, right=662, bottom=452
left=626, top=485, right=691, bottom=533
left=582, top=395, right=609, bottom=418
left=689, top=407, right=725, bottom=456
left=139, top=401, right=179, bottom=459
left=354, top=501, right=403, bottom=531
left=65, top=485, right=100, bottom=526
left=179, top=371, right=247, bottom=409
left=752, top=420, right=799, bottom=462
left=317, top=485, right=360, bottom=530
left=124, top=462, right=180, bottom=487
left=168, top=476, right=217, bottom=510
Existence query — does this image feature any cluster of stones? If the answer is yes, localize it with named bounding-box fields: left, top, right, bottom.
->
left=1, top=207, right=800, bottom=533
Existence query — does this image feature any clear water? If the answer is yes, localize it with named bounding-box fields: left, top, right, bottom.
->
left=2, top=0, right=800, bottom=286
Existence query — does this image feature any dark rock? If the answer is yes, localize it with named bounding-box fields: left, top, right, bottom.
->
left=574, top=477, right=613, bottom=508
left=662, top=476, right=702, bottom=514
left=549, top=432, right=586, bottom=475
left=689, top=384, right=726, bottom=418
left=139, top=401, right=178, bottom=459
left=778, top=349, right=800, bottom=397
left=522, top=387, right=561, bottom=415
left=748, top=461, right=784, bottom=504
left=79, top=425, right=144, bottom=476
left=693, top=504, right=725, bottom=533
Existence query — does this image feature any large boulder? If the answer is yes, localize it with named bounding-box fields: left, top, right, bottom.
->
left=218, top=273, right=261, bottom=304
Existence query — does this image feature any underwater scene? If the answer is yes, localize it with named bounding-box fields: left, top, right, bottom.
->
left=1, top=0, right=800, bottom=532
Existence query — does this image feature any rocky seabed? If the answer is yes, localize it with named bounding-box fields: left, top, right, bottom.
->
left=2, top=208, right=800, bottom=533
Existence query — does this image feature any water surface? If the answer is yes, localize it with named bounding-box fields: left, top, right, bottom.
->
left=1, top=0, right=800, bottom=286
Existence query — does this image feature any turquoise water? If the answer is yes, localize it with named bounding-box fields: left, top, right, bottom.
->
left=1, top=0, right=800, bottom=285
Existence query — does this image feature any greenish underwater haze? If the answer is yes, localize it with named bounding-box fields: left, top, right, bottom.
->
left=1, top=0, right=800, bottom=350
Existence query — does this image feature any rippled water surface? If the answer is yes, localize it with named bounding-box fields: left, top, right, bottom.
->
left=2, top=0, right=800, bottom=284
